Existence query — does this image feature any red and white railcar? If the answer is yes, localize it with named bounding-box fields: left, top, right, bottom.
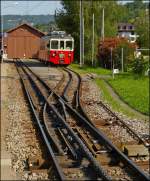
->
left=38, top=31, right=74, bottom=65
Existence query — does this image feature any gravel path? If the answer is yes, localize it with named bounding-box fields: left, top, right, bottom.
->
left=2, top=60, right=48, bottom=180
left=1, top=61, right=21, bottom=180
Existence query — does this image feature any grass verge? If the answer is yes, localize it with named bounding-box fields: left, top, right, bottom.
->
left=70, top=64, right=149, bottom=119
left=95, top=78, right=143, bottom=119
left=69, top=63, right=111, bottom=75
left=108, top=74, right=149, bottom=115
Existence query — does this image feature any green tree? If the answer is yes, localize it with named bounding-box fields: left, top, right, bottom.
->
left=56, top=1, right=128, bottom=65
left=55, top=1, right=80, bottom=61
left=125, top=1, right=149, bottom=49
left=56, top=1, right=149, bottom=65
left=134, top=10, right=149, bottom=49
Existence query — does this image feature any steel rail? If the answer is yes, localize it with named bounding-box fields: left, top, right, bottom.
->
left=62, top=68, right=73, bottom=101
left=43, top=83, right=108, bottom=178
left=63, top=102, right=149, bottom=181
left=65, top=68, right=149, bottom=147
left=55, top=68, right=66, bottom=91
left=43, top=95, right=65, bottom=156
left=65, top=67, right=95, bottom=126
left=19, top=60, right=111, bottom=180
left=62, top=68, right=149, bottom=180
left=42, top=68, right=66, bottom=156
left=20, top=60, right=149, bottom=180
left=15, top=60, right=65, bottom=181
left=63, top=68, right=80, bottom=108
left=98, top=101, right=149, bottom=147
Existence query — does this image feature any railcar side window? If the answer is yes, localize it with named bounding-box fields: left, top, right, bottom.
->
left=66, top=41, right=73, bottom=50
left=60, top=41, right=64, bottom=50
left=51, top=40, right=58, bottom=49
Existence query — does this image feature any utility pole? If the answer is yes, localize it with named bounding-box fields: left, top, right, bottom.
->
left=83, top=17, right=84, bottom=65
left=1, top=15, right=4, bottom=63
left=111, top=48, right=114, bottom=79
left=121, top=47, right=124, bottom=72
left=110, top=47, right=112, bottom=70
left=92, top=13, right=94, bottom=66
left=80, top=0, right=83, bottom=67
left=101, top=8, right=104, bottom=41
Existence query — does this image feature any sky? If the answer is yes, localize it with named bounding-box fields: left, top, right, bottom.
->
left=1, top=1, right=148, bottom=15
left=1, top=1, right=62, bottom=15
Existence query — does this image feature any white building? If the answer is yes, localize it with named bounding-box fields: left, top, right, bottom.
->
left=117, top=23, right=139, bottom=43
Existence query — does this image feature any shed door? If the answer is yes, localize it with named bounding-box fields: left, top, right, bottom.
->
left=7, top=37, right=25, bottom=58
left=7, top=36, right=40, bottom=58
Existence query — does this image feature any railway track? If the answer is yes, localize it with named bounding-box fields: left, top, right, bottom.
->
left=59, top=67, right=149, bottom=174
left=15, top=59, right=109, bottom=180
left=15, top=59, right=149, bottom=180
left=59, top=68, right=95, bottom=126
left=61, top=68, right=149, bottom=147
left=96, top=101, right=149, bottom=147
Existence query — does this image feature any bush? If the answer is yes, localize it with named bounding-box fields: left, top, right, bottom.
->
left=97, top=37, right=136, bottom=69
left=131, top=57, right=147, bottom=76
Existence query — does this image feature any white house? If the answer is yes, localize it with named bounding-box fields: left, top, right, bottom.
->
left=117, top=23, right=139, bottom=43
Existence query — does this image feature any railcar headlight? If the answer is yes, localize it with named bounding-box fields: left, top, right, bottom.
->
left=52, top=53, right=56, bottom=56
left=68, top=53, right=71, bottom=57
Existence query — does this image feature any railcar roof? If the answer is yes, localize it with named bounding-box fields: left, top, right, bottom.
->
left=42, top=35, right=74, bottom=41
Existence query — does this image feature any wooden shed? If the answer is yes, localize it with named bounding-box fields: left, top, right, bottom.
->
left=5, top=23, right=45, bottom=59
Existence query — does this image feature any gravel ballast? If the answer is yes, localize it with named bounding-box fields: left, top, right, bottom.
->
left=4, top=60, right=49, bottom=180
left=81, top=75, right=149, bottom=144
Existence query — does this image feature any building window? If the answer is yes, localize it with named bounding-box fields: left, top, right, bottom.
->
left=129, top=26, right=133, bottom=30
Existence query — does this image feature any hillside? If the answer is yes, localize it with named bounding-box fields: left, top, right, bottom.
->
left=3, top=15, right=54, bottom=31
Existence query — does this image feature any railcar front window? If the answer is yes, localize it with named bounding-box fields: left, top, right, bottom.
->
left=51, top=40, right=58, bottom=49
left=60, top=41, right=64, bottom=50
left=66, top=41, right=73, bottom=50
